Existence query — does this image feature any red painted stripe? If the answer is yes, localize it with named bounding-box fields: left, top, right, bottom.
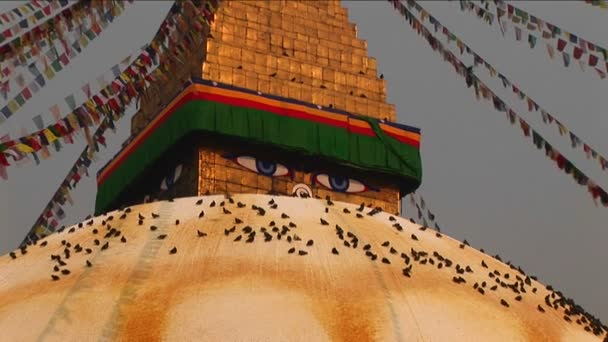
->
left=199, top=92, right=348, bottom=128
left=386, top=131, right=421, bottom=148
left=347, top=124, right=375, bottom=137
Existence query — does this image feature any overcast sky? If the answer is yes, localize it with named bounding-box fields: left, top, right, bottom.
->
left=0, top=0, right=606, bottom=320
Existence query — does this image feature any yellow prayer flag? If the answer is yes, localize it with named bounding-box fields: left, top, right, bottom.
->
left=35, top=225, right=46, bottom=235
left=80, top=35, right=89, bottom=48
left=67, top=113, right=80, bottom=131
left=43, top=67, right=54, bottom=79
left=43, top=129, right=58, bottom=143
left=86, top=99, right=96, bottom=111
left=7, top=100, right=19, bottom=113
left=15, top=143, right=34, bottom=153
left=119, top=73, right=130, bottom=84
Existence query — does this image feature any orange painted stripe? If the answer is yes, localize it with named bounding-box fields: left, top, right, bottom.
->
left=198, top=84, right=348, bottom=124
left=380, top=123, right=421, bottom=142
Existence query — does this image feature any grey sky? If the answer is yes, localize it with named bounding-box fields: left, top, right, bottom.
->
left=0, top=0, right=606, bottom=321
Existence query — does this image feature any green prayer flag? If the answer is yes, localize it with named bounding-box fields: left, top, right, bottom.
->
left=15, top=94, right=25, bottom=106
left=528, top=34, right=537, bottom=49
left=85, top=29, right=96, bottom=40
left=51, top=59, right=62, bottom=72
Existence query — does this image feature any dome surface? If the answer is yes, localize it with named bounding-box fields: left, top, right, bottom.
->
left=0, top=194, right=605, bottom=341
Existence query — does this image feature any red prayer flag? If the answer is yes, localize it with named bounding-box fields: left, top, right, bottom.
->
left=573, top=46, right=583, bottom=60
left=557, top=39, right=567, bottom=52
left=21, top=87, right=32, bottom=100
left=589, top=54, right=599, bottom=67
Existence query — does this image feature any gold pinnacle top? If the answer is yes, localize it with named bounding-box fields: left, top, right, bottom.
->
left=202, top=0, right=396, bottom=121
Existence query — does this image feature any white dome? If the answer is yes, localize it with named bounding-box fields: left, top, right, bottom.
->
left=0, top=194, right=605, bottom=341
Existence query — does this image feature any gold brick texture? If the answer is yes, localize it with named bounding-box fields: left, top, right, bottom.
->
left=202, top=0, right=395, bottom=121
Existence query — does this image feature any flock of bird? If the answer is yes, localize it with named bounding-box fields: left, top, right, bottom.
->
left=3, top=193, right=607, bottom=340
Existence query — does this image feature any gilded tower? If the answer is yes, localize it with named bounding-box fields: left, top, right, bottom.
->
left=119, top=0, right=420, bottom=216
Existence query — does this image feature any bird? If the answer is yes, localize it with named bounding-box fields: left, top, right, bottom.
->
left=40, top=241, right=48, bottom=247
left=210, top=201, right=216, bottom=207
left=381, top=258, right=391, bottom=264
left=195, top=199, right=203, bottom=205
left=363, top=244, right=371, bottom=250
left=92, top=229, right=98, bottom=234
left=175, top=219, right=180, bottom=225
left=85, top=248, right=92, bottom=254
left=138, top=213, right=145, bottom=220
left=500, top=299, right=509, bottom=307
left=9, top=252, right=16, bottom=259
left=320, top=218, right=329, bottom=226
left=234, top=235, right=242, bottom=242
left=150, top=225, right=158, bottom=231
left=86, top=260, right=92, bottom=267
left=157, top=234, right=167, bottom=240
left=298, top=250, right=308, bottom=256
left=281, top=213, right=290, bottom=219
left=380, top=73, right=384, bottom=79
left=121, top=236, right=127, bottom=243
left=151, top=213, right=160, bottom=218
left=270, top=72, right=277, bottom=77
left=169, top=247, right=177, bottom=254
left=282, top=50, right=289, bottom=57
left=237, top=65, right=243, bottom=69
left=537, top=305, right=545, bottom=313
left=411, top=234, right=418, bottom=241
left=307, top=240, right=314, bottom=246
left=61, top=269, right=71, bottom=275
left=382, top=241, right=390, bottom=247
left=264, top=232, right=272, bottom=242
left=51, top=275, right=60, bottom=281
left=356, top=213, right=364, bottom=218
left=515, top=295, right=522, bottom=302
left=343, top=208, right=350, bottom=214
left=332, top=248, right=339, bottom=255
left=197, top=230, right=207, bottom=237
left=291, top=77, right=296, bottom=82
left=101, top=242, right=109, bottom=250
left=288, top=247, right=296, bottom=254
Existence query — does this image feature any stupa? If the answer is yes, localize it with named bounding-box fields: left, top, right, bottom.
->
left=0, top=0, right=605, bottom=341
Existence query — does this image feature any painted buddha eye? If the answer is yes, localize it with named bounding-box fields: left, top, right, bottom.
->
left=160, top=164, right=183, bottom=191
left=233, top=156, right=291, bottom=177
left=313, top=174, right=368, bottom=193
